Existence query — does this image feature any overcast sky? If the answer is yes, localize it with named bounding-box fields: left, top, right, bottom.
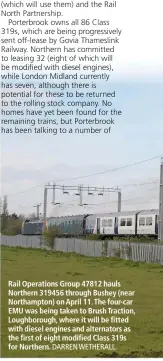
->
left=1, top=0, right=163, bottom=216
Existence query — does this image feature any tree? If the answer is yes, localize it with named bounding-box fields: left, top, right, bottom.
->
left=0, top=197, right=24, bottom=235
left=1, top=195, right=8, bottom=231
left=18, top=214, right=25, bottom=221
left=27, top=212, right=36, bottom=220
left=11, top=213, right=18, bottom=219
left=2, top=196, right=8, bottom=216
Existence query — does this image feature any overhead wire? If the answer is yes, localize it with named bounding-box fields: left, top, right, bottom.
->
left=4, top=154, right=162, bottom=197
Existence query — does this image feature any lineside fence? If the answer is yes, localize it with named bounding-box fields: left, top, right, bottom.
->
left=1, top=235, right=163, bottom=265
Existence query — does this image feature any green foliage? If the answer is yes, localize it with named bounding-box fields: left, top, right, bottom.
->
left=2, top=219, right=23, bottom=236
left=0, top=196, right=24, bottom=235
left=79, top=234, right=160, bottom=243
left=112, top=235, right=159, bottom=243
left=83, top=234, right=161, bottom=244
left=102, top=239, right=108, bottom=257
left=114, top=247, right=121, bottom=258
left=42, top=226, right=61, bottom=250
left=85, top=234, right=100, bottom=240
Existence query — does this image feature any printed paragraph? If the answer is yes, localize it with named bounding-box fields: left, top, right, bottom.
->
left=7, top=279, right=135, bottom=352
left=1, top=0, right=123, bottom=136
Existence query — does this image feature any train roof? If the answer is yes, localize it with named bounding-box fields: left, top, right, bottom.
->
left=110, top=211, right=143, bottom=217
left=138, top=209, right=159, bottom=215
left=85, top=211, right=140, bottom=220
left=48, top=214, right=90, bottom=221
left=86, top=209, right=159, bottom=218
left=87, top=213, right=112, bottom=218
left=108, top=209, right=159, bottom=217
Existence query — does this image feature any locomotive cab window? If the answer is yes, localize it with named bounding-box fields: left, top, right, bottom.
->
left=139, top=217, right=145, bottom=226
left=146, top=217, right=152, bottom=226
left=127, top=218, right=132, bottom=226
left=120, top=218, right=126, bottom=226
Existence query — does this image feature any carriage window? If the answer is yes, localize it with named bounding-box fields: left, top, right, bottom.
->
left=102, top=219, right=113, bottom=227
left=108, top=219, right=113, bottom=227
left=139, top=217, right=145, bottom=226
left=102, top=219, right=107, bottom=227
left=120, top=218, right=126, bottom=226
left=127, top=218, right=132, bottom=226
left=146, top=217, right=152, bottom=226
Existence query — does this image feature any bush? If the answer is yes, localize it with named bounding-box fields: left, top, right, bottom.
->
left=114, top=247, right=121, bottom=258
left=86, top=234, right=101, bottom=241
left=42, top=226, right=61, bottom=250
left=1, top=216, right=23, bottom=235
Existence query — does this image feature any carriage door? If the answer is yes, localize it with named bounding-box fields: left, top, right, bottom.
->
left=115, top=217, right=118, bottom=235
left=97, top=218, right=100, bottom=234
left=83, top=217, right=86, bottom=235
left=155, top=215, right=158, bottom=235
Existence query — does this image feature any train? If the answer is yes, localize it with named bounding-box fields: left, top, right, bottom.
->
left=22, top=209, right=159, bottom=238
